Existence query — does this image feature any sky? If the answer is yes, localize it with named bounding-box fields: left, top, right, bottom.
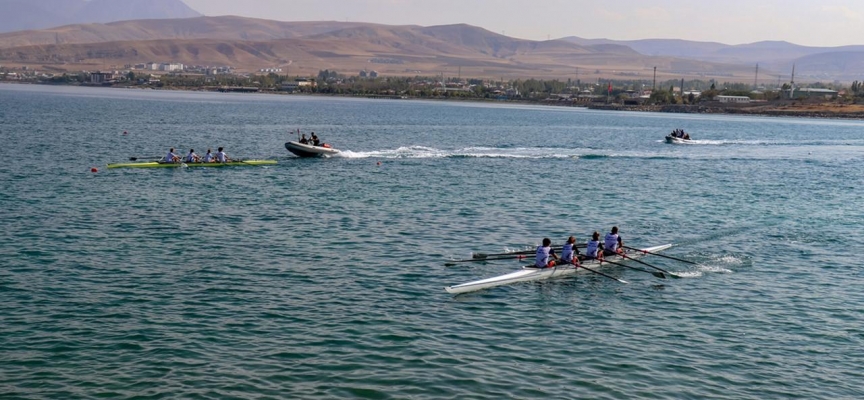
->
left=182, top=0, right=864, bottom=47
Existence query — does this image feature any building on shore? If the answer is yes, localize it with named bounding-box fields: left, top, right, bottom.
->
left=281, top=78, right=317, bottom=92
left=717, top=95, right=751, bottom=104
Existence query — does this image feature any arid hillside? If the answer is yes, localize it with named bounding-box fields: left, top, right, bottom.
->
left=0, top=16, right=763, bottom=80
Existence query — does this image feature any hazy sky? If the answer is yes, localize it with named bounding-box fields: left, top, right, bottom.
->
left=182, top=0, right=864, bottom=47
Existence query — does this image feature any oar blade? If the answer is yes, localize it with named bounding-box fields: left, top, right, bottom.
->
left=653, top=272, right=667, bottom=279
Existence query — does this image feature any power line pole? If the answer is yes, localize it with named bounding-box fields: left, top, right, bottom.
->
left=652, top=66, right=657, bottom=91
left=754, top=63, right=759, bottom=90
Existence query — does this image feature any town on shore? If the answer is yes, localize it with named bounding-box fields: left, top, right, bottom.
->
left=4, top=62, right=864, bottom=119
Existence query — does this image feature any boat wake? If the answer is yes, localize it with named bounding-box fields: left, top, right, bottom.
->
left=337, top=146, right=585, bottom=159
left=658, top=138, right=864, bottom=146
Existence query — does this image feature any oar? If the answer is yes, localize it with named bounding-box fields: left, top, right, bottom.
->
left=584, top=256, right=666, bottom=279
left=445, top=255, right=529, bottom=266
left=472, top=244, right=587, bottom=259
left=129, top=156, right=163, bottom=161
left=568, top=261, right=628, bottom=284
left=623, top=245, right=698, bottom=265
left=618, top=252, right=679, bottom=278
left=472, top=250, right=533, bottom=259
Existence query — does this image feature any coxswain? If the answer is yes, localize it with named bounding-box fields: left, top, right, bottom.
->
left=560, top=236, right=581, bottom=266
left=185, top=149, right=200, bottom=163
left=299, top=134, right=309, bottom=145
left=203, top=148, right=215, bottom=163
left=584, top=231, right=603, bottom=261
left=311, top=132, right=320, bottom=146
left=603, top=226, right=624, bottom=257
left=216, top=147, right=230, bottom=163
left=164, top=148, right=180, bottom=163
left=535, top=238, right=559, bottom=268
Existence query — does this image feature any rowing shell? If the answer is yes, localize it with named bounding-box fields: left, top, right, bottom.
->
left=107, top=160, right=277, bottom=169
left=444, top=244, right=673, bottom=295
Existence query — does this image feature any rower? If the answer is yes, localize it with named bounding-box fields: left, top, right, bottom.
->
left=203, top=148, right=215, bottom=163
left=185, top=149, right=200, bottom=163
left=560, top=236, right=581, bottom=266
left=535, top=238, right=559, bottom=268
left=164, top=147, right=180, bottom=163
left=603, top=226, right=623, bottom=257
left=216, top=147, right=230, bottom=163
left=584, top=231, right=603, bottom=260
left=311, top=132, right=320, bottom=146
left=299, top=134, right=309, bottom=144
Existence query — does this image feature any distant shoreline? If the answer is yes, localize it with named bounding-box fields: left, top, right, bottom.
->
left=4, top=81, right=864, bottom=120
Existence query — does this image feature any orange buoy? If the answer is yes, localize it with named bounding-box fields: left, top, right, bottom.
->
left=90, top=167, right=98, bottom=173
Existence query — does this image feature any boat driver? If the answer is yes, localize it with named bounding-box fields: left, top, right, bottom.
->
left=299, top=134, right=309, bottom=144
left=310, top=132, right=320, bottom=146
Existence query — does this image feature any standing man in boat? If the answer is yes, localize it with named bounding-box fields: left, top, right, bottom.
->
left=603, top=226, right=624, bottom=256
left=164, top=148, right=180, bottom=163
left=310, top=132, right=320, bottom=146
left=216, top=147, right=231, bottom=163
left=584, top=231, right=603, bottom=261
left=560, top=236, right=581, bottom=266
left=185, top=149, right=200, bottom=163
left=535, top=238, right=559, bottom=268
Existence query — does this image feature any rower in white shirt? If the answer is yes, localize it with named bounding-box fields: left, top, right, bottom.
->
left=534, top=238, right=559, bottom=268
left=185, top=149, right=200, bottom=163
left=603, top=226, right=623, bottom=256
left=202, top=149, right=215, bottom=163
left=215, top=147, right=230, bottom=163
left=584, top=231, right=603, bottom=260
left=560, top=236, right=581, bottom=266
left=164, top=148, right=180, bottom=163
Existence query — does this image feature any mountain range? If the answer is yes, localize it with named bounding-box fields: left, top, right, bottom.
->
left=562, top=37, right=864, bottom=81
left=0, top=0, right=201, bottom=33
left=0, top=16, right=767, bottom=81
left=0, top=11, right=862, bottom=82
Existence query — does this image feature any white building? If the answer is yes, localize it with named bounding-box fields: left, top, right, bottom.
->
left=160, top=63, right=184, bottom=72
left=717, top=95, right=750, bottom=104
left=259, top=68, right=283, bottom=73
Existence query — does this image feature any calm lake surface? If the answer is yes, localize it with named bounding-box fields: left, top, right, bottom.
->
left=1, top=84, right=863, bottom=399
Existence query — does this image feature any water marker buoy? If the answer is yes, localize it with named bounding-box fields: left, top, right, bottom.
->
left=90, top=167, right=98, bottom=173
left=377, top=161, right=381, bottom=166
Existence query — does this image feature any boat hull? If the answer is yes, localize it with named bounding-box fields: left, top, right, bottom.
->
left=107, top=160, right=277, bottom=169
left=285, top=141, right=341, bottom=157
left=444, top=244, right=673, bottom=294
left=665, top=135, right=693, bottom=144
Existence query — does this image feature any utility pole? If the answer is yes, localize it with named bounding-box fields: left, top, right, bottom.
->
left=652, top=66, right=657, bottom=91
left=790, top=64, right=796, bottom=99
left=754, top=63, right=759, bottom=90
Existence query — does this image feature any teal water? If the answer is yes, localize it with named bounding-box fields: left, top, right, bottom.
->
left=1, top=84, right=863, bottom=399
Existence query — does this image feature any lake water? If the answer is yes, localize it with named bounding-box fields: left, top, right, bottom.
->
left=1, top=84, right=863, bottom=399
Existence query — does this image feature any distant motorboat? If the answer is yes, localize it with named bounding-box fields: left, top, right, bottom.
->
left=665, top=135, right=694, bottom=144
